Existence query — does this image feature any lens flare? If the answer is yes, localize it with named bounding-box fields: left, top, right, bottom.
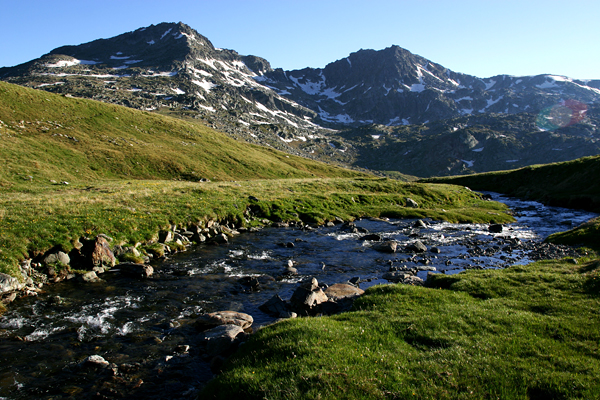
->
left=536, top=99, right=587, bottom=131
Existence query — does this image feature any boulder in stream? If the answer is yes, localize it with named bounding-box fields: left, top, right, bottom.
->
left=118, top=263, right=154, bottom=278
left=489, top=224, right=504, bottom=233
left=406, top=240, right=428, bottom=253
left=374, top=240, right=398, bottom=253
left=259, top=294, right=296, bottom=318
left=195, top=311, right=254, bottom=331
left=289, top=278, right=329, bottom=315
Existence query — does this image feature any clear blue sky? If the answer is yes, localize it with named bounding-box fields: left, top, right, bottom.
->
left=1, top=0, right=598, bottom=79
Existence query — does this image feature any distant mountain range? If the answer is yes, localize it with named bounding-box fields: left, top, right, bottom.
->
left=2, top=22, right=599, bottom=177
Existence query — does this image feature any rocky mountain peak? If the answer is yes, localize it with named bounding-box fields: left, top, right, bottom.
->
left=44, top=22, right=215, bottom=70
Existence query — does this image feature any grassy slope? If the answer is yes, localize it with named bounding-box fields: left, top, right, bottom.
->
left=420, top=156, right=600, bottom=213
left=203, top=257, right=600, bottom=400
left=0, top=80, right=361, bottom=186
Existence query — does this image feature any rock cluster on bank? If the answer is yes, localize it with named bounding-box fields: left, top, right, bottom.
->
left=0, top=219, right=245, bottom=305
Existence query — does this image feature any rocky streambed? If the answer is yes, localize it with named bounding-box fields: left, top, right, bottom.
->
left=0, top=193, right=597, bottom=399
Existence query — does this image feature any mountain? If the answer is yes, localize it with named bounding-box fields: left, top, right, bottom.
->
left=2, top=22, right=599, bottom=177
left=0, top=22, right=338, bottom=162
left=260, top=46, right=600, bottom=127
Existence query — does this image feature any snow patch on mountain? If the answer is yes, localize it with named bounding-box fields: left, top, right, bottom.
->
left=45, top=59, right=99, bottom=68
left=160, top=28, right=172, bottom=40
left=192, top=79, right=217, bottom=92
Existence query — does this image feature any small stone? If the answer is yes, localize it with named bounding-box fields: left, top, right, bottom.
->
left=82, top=355, right=109, bottom=368
left=174, top=345, right=190, bottom=354
left=489, top=224, right=504, bottom=233
left=405, top=198, right=419, bottom=208
left=80, top=271, right=101, bottom=283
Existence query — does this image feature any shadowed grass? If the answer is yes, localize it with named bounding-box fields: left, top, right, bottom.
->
left=421, top=156, right=600, bottom=213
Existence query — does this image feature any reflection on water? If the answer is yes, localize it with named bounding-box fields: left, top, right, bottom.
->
left=0, top=193, right=596, bottom=399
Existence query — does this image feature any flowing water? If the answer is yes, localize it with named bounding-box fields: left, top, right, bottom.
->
left=0, top=194, right=597, bottom=399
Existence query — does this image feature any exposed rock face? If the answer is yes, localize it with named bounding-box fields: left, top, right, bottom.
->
left=70, top=236, right=116, bottom=271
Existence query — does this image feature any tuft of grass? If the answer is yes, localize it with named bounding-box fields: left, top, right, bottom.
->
left=202, top=257, right=600, bottom=399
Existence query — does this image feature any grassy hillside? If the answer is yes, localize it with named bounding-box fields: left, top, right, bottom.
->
left=421, top=156, right=600, bottom=213
left=0, top=80, right=363, bottom=187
